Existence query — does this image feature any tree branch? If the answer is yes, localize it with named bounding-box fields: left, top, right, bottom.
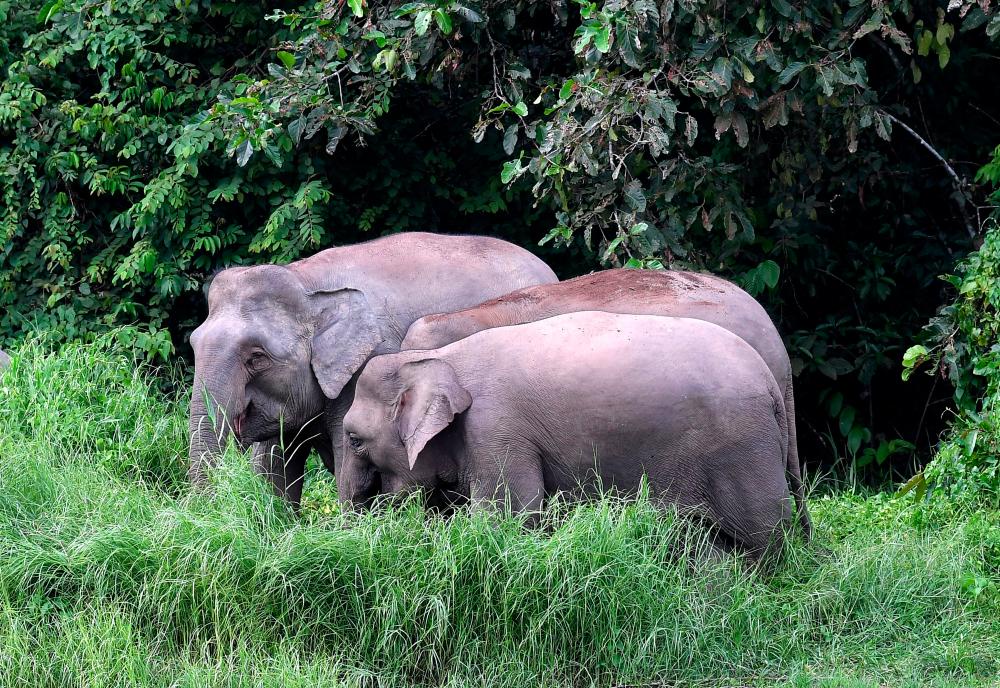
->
left=881, top=110, right=976, bottom=239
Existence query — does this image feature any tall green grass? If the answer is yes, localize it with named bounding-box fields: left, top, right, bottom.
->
left=0, top=336, right=997, bottom=687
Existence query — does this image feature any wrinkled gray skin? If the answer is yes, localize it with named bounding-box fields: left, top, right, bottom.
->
left=343, top=312, right=792, bottom=560
left=0, top=349, right=9, bottom=369
left=188, top=232, right=557, bottom=505
left=402, top=268, right=811, bottom=539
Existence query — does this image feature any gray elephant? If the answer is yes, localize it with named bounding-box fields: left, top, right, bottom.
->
left=401, top=268, right=811, bottom=539
left=0, top=349, right=9, bottom=369
left=188, top=231, right=557, bottom=505
left=341, top=311, right=792, bottom=560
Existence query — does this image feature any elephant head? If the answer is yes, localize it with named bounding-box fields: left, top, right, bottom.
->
left=187, top=264, right=383, bottom=484
left=340, top=356, right=471, bottom=506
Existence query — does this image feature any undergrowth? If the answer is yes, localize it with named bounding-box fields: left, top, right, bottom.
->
left=0, top=336, right=997, bottom=687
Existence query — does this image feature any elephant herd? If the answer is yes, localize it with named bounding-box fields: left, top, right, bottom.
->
left=186, top=232, right=811, bottom=560
left=0, top=232, right=810, bottom=560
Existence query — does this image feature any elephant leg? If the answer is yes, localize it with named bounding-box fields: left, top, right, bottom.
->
left=469, top=446, right=545, bottom=519
left=326, top=376, right=358, bottom=486
left=253, top=437, right=309, bottom=508
left=783, top=380, right=813, bottom=540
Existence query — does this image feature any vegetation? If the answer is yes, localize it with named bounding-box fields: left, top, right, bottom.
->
left=0, top=337, right=998, bottom=686
left=4, top=0, right=1000, bottom=478
left=3, top=2, right=1000, bottom=683
left=903, top=143, right=1000, bottom=500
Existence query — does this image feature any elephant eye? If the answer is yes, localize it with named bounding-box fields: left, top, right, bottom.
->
left=347, top=433, right=365, bottom=453
left=246, top=351, right=271, bottom=372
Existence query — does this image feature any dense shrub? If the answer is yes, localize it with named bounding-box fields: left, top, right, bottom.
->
left=907, top=149, right=1000, bottom=499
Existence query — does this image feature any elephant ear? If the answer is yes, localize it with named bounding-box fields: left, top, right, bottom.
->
left=394, top=358, right=472, bottom=469
left=309, top=288, right=384, bottom=400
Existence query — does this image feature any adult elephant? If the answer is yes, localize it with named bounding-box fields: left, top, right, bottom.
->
left=0, top=349, right=9, bottom=369
left=402, top=268, right=811, bottom=539
left=188, top=232, right=557, bottom=505
left=343, top=312, right=793, bottom=560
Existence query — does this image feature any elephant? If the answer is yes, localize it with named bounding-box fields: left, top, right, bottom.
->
left=341, top=311, right=793, bottom=560
left=401, top=268, right=811, bottom=539
left=0, top=349, right=8, bottom=369
left=188, top=231, right=557, bottom=505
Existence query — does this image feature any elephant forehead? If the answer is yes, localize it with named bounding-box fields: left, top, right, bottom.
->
left=209, top=265, right=306, bottom=307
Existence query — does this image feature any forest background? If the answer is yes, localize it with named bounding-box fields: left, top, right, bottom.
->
left=5, top=0, right=1000, bottom=492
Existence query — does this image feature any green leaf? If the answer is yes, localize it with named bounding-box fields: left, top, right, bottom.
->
left=500, top=160, right=523, bottom=184
left=902, top=344, right=928, bottom=368
left=759, top=259, right=779, bottom=288
left=594, top=25, right=611, bottom=53
left=896, top=471, right=927, bottom=500
left=777, top=62, right=806, bottom=85
left=839, top=406, right=856, bottom=437
left=512, top=102, right=528, bottom=117
left=685, top=115, right=698, bottom=146
left=559, top=79, right=575, bottom=101
left=414, top=10, right=432, bottom=35
left=847, top=426, right=865, bottom=455
left=383, top=49, right=398, bottom=72
left=434, top=9, right=453, bottom=34
left=828, top=392, right=843, bottom=417
left=503, top=124, right=518, bottom=155
left=938, top=44, right=951, bottom=69
left=276, top=51, right=295, bottom=70
left=602, top=236, right=625, bottom=261
left=288, top=117, right=305, bottom=145
left=236, top=140, right=253, bottom=167
left=936, top=22, right=954, bottom=45
left=770, top=0, right=793, bottom=18
left=624, top=180, right=646, bottom=213
left=37, top=0, right=62, bottom=23
left=917, top=29, right=934, bottom=56
left=348, top=0, right=364, bottom=17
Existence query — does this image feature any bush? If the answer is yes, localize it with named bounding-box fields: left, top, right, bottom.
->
left=910, top=222, right=1000, bottom=500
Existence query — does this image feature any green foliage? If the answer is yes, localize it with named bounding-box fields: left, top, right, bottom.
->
left=4, top=0, right=1000, bottom=480
left=203, top=0, right=1000, bottom=474
left=0, top=340, right=999, bottom=685
left=0, top=0, right=523, bottom=358
left=909, top=221, right=1000, bottom=499
left=904, top=130, right=1000, bottom=498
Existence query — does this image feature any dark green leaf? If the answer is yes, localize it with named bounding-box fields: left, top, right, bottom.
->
left=777, top=61, right=806, bottom=85
left=503, top=124, right=518, bottom=155
left=624, top=180, right=646, bottom=212
left=759, top=259, right=779, bottom=288
left=839, top=406, right=856, bottom=436
left=434, top=9, right=453, bottom=34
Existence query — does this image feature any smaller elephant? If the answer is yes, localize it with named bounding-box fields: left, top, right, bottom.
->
left=0, top=349, right=9, bottom=369
left=342, top=311, right=793, bottom=560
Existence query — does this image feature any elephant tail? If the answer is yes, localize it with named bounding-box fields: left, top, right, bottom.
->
left=765, top=368, right=810, bottom=542
left=781, top=372, right=812, bottom=541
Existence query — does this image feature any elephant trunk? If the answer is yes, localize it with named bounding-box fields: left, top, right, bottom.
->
left=338, top=451, right=381, bottom=510
left=188, top=365, right=248, bottom=486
